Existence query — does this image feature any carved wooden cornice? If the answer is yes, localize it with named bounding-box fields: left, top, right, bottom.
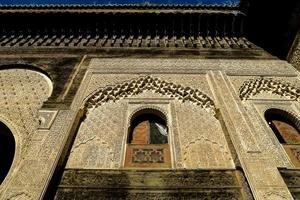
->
left=0, top=7, right=247, bottom=49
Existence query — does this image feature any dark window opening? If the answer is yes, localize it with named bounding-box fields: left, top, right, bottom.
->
left=128, top=112, right=168, bottom=145
left=265, top=109, right=300, bottom=144
left=0, top=122, right=15, bottom=184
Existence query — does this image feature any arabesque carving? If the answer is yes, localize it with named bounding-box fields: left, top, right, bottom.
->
left=85, top=76, right=215, bottom=114
left=239, top=77, right=300, bottom=101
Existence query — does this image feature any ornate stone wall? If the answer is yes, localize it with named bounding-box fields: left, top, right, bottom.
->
left=1, top=58, right=299, bottom=200
left=67, top=100, right=127, bottom=169
left=0, top=68, right=53, bottom=197
left=174, top=100, right=234, bottom=168
left=66, top=73, right=234, bottom=169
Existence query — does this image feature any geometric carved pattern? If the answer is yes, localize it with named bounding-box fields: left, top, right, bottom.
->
left=66, top=101, right=126, bottom=169
left=85, top=75, right=215, bottom=114
left=0, top=69, right=52, bottom=155
left=132, top=148, right=164, bottom=163
left=239, top=77, right=300, bottom=101
left=124, top=144, right=171, bottom=168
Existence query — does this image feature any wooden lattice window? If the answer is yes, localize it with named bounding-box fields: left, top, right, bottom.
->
left=124, top=109, right=171, bottom=168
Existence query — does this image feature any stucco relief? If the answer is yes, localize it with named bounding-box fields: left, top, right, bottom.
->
left=152, top=74, right=214, bottom=101
left=0, top=68, right=52, bottom=193
left=85, top=75, right=215, bottom=114
left=240, top=103, right=294, bottom=167
left=68, top=73, right=235, bottom=169
left=84, top=74, right=138, bottom=98
left=89, top=58, right=297, bottom=76
left=0, top=69, right=52, bottom=151
left=234, top=76, right=300, bottom=167
left=174, top=101, right=234, bottom=169
left=66, top=100, right=127, bottom=169
left=239, top=77, right=300, bottom=101
left=0, top=69, right=53, bottom=199
left=257, top=189, right=293, bottom=200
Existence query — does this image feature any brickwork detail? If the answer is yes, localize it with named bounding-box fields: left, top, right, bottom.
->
left=239, top=77, right=300, bottom=101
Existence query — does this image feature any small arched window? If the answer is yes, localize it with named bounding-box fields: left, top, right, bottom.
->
left=125, top=109, right=171, bottom=168
left=265, top=109, right=300, bottom=144
left=0, top=121, right=15, bottom=184
left=129, top=112, right=168, bottom=145
left=265, top=108, right=300, bottom=166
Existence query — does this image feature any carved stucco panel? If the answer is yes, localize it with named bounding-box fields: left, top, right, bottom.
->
left=84, top=74, right=138, bottom=99
left=66, top=100, right=127, bottom=169
left=152, top=74, right=214, bottom=101
left=208, top=71, right=261, bottom=153
left=245, top=159, right=287, bottom=188
left=239, top=78, right=300, bottom=101
left=89, top=58, right=297, bottom=76
left=256, top=188, right=293, bottom=200
left=229, top=76, right=300, bottom=100
left=174, top=100, right=234, bottom=169
left=85, top=75, right=215, bottom=114
left=0, top=110, right=76, bottom=200
left=242, top=102, right=292, bottom=167
left=0, top=69, right=52, bottom=197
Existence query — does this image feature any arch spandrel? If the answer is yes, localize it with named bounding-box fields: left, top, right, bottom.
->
left=68, top=76, right=236, bottom=170
left=239, top=77, right=300, bottom=101
left=83, top=75, right=216, bottom=115
left=0, top=68, right=53, bottom=189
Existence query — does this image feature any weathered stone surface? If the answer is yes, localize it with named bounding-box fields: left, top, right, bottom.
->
left=0, top=69, right=52, bottom=197
left=288, top=31, right=300, bottom=71
left=54, top=169, right=247, bottom=200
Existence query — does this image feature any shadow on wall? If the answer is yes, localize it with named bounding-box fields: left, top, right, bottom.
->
left=245, top=0, right=300, bottom=59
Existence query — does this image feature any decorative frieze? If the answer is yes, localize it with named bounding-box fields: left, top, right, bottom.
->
left=85, top=75, right=215, bottom=114
left=239, top=77, right=300, bottom=101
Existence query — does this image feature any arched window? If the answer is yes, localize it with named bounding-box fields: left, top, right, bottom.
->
left=0, top=121, right=15, bottom=184
left=265, top=108, right=300, bottom=166
left=125, top=109, right=171, bottom=168
left=265, top=109, right=300, bottom=144
left=129, top=112, right=168, bottom=145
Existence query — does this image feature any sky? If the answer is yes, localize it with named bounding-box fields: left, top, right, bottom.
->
left=0, top=0, right=240, bottom=6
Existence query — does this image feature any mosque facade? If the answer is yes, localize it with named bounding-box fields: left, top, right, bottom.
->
left=0, top=1, right=299, bottom=200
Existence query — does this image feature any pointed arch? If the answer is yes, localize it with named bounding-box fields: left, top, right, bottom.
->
left=84, top=75, right=216, bottom=113
left=239, top=77, right=300, bottom=101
